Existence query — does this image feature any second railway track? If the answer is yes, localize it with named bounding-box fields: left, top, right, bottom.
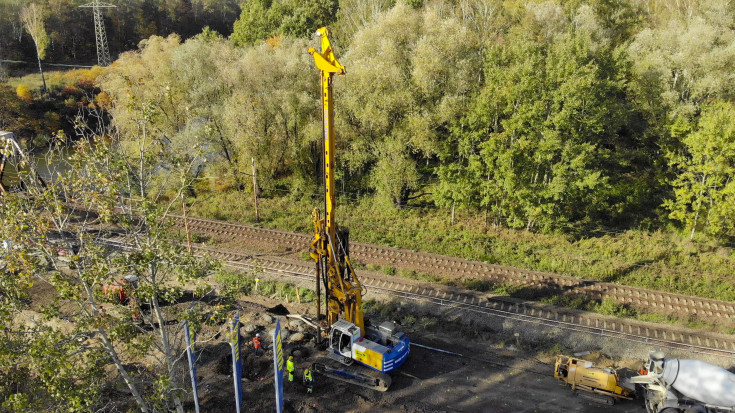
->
left=189, top=243, right=735, bottom=360
left=169, top=214, right=735, bottom=325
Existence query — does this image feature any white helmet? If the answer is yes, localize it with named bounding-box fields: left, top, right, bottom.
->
left=256, top=333, right=260, bottom=337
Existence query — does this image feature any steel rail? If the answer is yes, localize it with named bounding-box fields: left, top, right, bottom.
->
left=97, top=238, right=735, bottom=360
left=167, top=214, right=735, bottom=325
left=182, top=243, right=735, bottom=360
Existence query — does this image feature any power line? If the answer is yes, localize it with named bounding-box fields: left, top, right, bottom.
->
left=0, top=59, right=93, bottom=69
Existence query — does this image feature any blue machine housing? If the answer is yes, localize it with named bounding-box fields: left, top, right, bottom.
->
left=379, top=333, right=410, bottom=373
left=330, top=319, right=411, bottom=374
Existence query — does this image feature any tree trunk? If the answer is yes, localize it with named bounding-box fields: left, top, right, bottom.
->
left=36, top=51, right=47, bottom=94
left=81, top=280, right=149, bottom=412
left=150, top=266, right=185, bottom=413
left=251, top=158, right=260, bottom=222
left=690, top=173, right=708, bottom=240
left=0, top=155, right=6, bottom=194
left=212, top=118, right=242, bottom=189
left=99, top=330, right=150, bottom=413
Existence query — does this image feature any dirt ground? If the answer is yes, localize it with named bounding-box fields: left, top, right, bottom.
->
left=17, top=243, right=659, bottom=413
left=188, top=294, right=646, bottom=413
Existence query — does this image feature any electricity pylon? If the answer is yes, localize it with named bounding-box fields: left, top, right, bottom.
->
left=80, top=1, right=116, bottom=67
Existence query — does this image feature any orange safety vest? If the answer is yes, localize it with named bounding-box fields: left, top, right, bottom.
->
left=253, top=336, right=261, bottom=349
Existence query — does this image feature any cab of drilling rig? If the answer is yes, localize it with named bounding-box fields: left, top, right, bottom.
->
left=328, top=319, right=410, bottom=373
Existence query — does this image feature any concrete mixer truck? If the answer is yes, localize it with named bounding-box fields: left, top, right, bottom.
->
left=631, top=351, right=735, bottom=413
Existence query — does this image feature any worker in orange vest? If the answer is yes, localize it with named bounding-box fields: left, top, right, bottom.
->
left=253, top=333, right=261, bottom=355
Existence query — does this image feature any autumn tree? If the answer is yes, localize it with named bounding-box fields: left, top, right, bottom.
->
left=334, top=0, right=393, bottom=41
left=0, top=116, right=217, bottom=411
left=20, top=3, right=49, bottom=94
left=99, top=32, right=320, bottom=193
left=628, top=0, right=735, bottom=119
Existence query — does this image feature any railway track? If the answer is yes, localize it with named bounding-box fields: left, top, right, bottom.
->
left=189, top=243, right=735, bottom=360
left=168, top=215, right=735, bottom=325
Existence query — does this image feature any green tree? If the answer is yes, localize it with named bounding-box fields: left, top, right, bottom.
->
left=338, top=3, right=482, bottom=207
left=280, top=0, right=339, bottom=38
left=664, top=101, right=735, bottom=240
left=230, top=0, right=280, bottom=46
left=0, top=119, right=217, bottom=411
left=448, top=8, right=637, bottom=231
left=231, top=0, right=339, bottom=46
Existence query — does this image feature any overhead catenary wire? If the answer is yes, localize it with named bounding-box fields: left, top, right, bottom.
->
left=0, top=59, right=94, bottom=69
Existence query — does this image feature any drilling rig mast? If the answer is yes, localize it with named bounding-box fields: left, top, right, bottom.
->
left=307, top=27, right=410, bottom=392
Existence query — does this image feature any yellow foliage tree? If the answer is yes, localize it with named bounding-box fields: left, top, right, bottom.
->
left=16, top=85, right=32, bottom=103
left=93, top=91, right=111, bottom=109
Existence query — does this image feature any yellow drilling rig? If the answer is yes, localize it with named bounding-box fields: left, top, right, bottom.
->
left=307, top=27, right=410, bottom=392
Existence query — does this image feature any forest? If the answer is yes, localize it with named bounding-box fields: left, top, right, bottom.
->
left=110, top=0, right=735, bottom=239
left=1, top=0, right=733, bottom=239
left=0, top=0, right=241, bottom=66
left=0, top=0, right=734, bottom=411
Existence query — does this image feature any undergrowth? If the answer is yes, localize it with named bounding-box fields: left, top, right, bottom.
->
left=215, top=269, right=316, bottom=304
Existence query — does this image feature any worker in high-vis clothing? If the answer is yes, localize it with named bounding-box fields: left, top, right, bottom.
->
left=253, top=333, right=261, bottom=355
left=303, top=368, right=313, bottom=393
left=286, top=356, right=295, bottom=382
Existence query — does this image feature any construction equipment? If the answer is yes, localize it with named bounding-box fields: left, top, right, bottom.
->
left=307, top=27, right=410, bottom=392
left=631, top=351, right=735, bottom=413
left=554, top=354, right=635, bottom=405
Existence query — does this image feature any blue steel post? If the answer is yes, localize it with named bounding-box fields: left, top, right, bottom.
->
left=230, top=316, right=243, bottom=412
left=273, top=318, right=285, bottom=413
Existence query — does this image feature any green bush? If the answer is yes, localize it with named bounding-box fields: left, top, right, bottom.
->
left=593, top=298, right=636, bottom=318
left=214, top=269, right=317, bottom=304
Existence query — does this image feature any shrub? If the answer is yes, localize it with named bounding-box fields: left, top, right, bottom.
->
left=94, top=91, right=111, bottom=109
left=16, top=84, right=32, bottom=102
left=593, top=298, right=636, bottom=317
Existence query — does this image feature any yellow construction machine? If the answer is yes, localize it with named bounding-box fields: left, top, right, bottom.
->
left=307, top=27, right=410, bottom=392
left=554, top=354, right=635, bottom=405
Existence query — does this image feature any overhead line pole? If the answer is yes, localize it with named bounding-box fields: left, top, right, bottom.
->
left=80, top=1, right=116, bottom=67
